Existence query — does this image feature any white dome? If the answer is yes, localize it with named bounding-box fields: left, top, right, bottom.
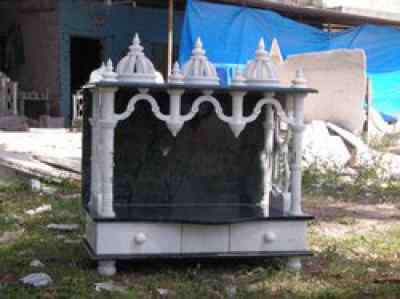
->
left=89, top=63, right=106, bottom=83
left=244, top=38, right=280, bottom=86
left=116, top=34, right=158, bottom=83
left=182, top=38, right=219, bottom=85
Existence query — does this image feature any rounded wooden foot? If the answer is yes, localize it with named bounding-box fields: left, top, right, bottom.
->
left=287, top=257, right=302, bottom=272
left=98, top=260, right=117, bottom=276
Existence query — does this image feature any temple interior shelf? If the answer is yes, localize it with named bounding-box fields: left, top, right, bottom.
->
left=85, top=204, right=314, bottom=224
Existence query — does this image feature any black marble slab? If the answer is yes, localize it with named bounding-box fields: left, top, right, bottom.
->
left=86, top=204, right=313, bottom=224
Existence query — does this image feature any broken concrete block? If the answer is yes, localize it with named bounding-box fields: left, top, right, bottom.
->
left=303, top=121, right=351, bottom=168
left=326, top=122, right=371, bottom=164
left=277, top=49, right=367, bottom=134
left=368, top=108, right=392, bottom=138
left=157, top=288, right=170, bottom=298
left=30, top=179, right=42, bottom=192
left=25, top=204, right=52, bottom=216
left=20, top=273, right=52, bottom=287
left=30, top=259, right=45, bottom=268
left=95, top=281, right=128, bottom=294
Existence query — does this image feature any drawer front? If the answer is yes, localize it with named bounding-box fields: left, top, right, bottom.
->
left=182, top=225, right=229, bottom=253
left=96, top=223, right=181, bottom=255
left=230, top=221, right=308, bottom=252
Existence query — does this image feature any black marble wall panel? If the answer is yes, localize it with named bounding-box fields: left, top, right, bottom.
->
left=83, top=89, right=272, bottom=208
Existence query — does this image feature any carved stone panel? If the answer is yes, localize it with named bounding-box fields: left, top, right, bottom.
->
left=83, top=89, right=270, bottom=208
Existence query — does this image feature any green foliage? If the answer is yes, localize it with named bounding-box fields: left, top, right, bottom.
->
left=303, top=153, right=400, bottom=202
left=363, top=132, right=400, bottom=152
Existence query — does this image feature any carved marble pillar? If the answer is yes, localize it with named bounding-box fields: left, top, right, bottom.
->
left=89, top=89, right=101, bottom=214
left=99, top=87, right=118, bottom=218
left=0, top=78, right=7, bottom=115
left=281, top=94, right=294, bottom=214
left=261, top=94, right=275, bottom=213
left=11, top=82, right=18, bottom=115
left=289, top=70, right=307, bottom=216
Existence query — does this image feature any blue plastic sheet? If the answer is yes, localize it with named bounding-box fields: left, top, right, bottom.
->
left=179, top=0, right=400, bottom=119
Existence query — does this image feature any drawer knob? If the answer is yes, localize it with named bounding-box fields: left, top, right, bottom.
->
left=263, top=232, right=277, bottom=243
left=134, top=232, right=147, bottom=245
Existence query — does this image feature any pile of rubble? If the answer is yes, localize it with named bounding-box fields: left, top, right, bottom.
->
left=303, top=119, right=400, bottom=179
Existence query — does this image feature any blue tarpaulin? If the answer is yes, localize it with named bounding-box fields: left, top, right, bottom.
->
left=179, top=0, right=400, bottom=120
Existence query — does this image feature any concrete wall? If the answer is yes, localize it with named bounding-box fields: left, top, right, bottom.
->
left=271, top=0, right=323, bottom=7
left=321, top=0, right=400, bottom=13
left=272, top=0, right=400, bottom=13
left=0, top=0, right=60, bottom=115
left=59, top=0, right=184, bottom=121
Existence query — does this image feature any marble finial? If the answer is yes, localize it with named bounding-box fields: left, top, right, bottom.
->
left=106, top=59, right=113, bottom=70
left=292, top=68, right=307, bottom=87
left=195, top=37, right=202, bottom=48
left=103, top=59, right=118, bottom=82
left=256, top=38, right=269, bottom=59
left=192, top=37, right=206, bottom=56
left=129, top=33, right=144, bottom=53
left=231, top=66, right=246, bottom=86
left=259, top=38, right=265, bottom=50
left=169, top=62, right=184, bottom=84
left=133, top=33, right=140, bottom=45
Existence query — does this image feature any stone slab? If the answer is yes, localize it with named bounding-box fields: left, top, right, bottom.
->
left=82, top=90, right=279, bottom=208
left=277, top=49, right=367, bottom=133
left=303, top=121, right=351, bottom=168
left=368, top=108, right=391, bottom=138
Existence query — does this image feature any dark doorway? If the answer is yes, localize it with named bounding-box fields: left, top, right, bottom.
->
left=70, top=37, right=103, bottom=120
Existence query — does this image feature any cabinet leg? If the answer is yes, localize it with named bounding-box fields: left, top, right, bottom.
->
left=287, top=257, right=302, bottom=272
left=98, top=260, right=117, bottom=276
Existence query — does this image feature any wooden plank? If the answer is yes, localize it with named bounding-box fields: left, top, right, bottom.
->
left=33, top=155, right=81, bottom=174
left=0, top=152, right=80, bottom=183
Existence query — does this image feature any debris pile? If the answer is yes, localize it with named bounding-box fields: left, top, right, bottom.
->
left=303, top=120, right=400, bottom=179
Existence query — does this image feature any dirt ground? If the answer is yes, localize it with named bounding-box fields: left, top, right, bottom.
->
left=305, top=196, right=400, bottom=239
